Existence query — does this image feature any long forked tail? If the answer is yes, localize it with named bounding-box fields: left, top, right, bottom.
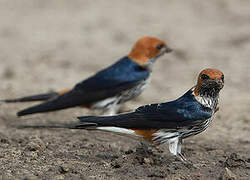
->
left=17, top=116, right=114, bottom=130
left=17, top=122, right=97, bottom=130
left=16, top=89, right=87, bottom=116
left=18, top=114, right=151, bottom=141
left=2, top=92, right=59, bottom=103
left=18, top=114, right=138, bottom=136
left=2, top=89, right=70, bottom=103
left=76, top=115, right=121, bottom=127
left=71, top=115, right=141, bottom=136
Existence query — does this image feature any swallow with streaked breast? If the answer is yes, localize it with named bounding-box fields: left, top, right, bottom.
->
left=53, top=68, right=224, bottom=161
left=3, top=36, right=172, bottom=116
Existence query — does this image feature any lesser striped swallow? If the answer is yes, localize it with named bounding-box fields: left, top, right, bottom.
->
left=3, top=36, right=172, bottom=116
left=60, top=68, right=224, bottom=161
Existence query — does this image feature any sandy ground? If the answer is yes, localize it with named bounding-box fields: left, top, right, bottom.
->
left=0, top=0, right=250, bottom=179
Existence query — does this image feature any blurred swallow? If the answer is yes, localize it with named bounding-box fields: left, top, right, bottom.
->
left=3, top=36, right=172, bottom=116
left=50, top=68, right=224, bottom=161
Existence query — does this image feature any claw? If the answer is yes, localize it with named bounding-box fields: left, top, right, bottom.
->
left=176, top=153, right=198, bottom=168
left=177, top=153, right=187, bottom=162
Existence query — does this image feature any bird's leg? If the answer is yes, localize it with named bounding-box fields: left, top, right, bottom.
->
left=102, top=103, right=119, bottom=116
left=176, top=139, right=187, bottom=162
left=176, top=139, right=187, bottom=161
left=176, top=139, right=192, bottom=165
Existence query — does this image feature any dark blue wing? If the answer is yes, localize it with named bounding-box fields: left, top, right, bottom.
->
left=132, top=89, right=213, bottom=127
left=75, top=56, right=149, bottom=91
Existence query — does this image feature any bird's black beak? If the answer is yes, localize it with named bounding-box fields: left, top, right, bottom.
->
left=214, top=78, right=224, bottom=90
left=165, top=46, right=173, bottom=53
left=205, top=79, right=224, bottom=91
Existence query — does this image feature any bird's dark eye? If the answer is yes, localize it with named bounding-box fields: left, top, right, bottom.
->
left=201, top=74, right=210, bottom=80
left=156, top=44, right=164, bottom=50
left=221, top=75, right=224, bottom=81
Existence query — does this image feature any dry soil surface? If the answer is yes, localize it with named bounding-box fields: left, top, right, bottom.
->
left=0, top=0, right=250, bottom=179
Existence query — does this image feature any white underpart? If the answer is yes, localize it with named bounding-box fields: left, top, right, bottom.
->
left=153, top=131, right=179, bottom=141
left=195, top=95, right=214, bottom=109
left=96, top=127, right=136, bottom=135
left=91, top=97, right=120, bottom=116
left=153, top=131, right=181, bottom=155
left=90, top=77, right=151, bottom=116
left=192, top=89, right=218, bottom=111
left=168, top=137, right=179, bottom=155
left=120, top=77, right=151, bottom=103
left=91, top=97, right=119, bottom=109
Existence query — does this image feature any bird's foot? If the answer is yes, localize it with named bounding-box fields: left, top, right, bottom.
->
left=177, top=153, right=187, bottom=162
left=176, top=153, right=196, bottom=168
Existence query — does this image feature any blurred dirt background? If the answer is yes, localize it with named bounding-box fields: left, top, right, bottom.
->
left=0, top=0, right=250, bottom=179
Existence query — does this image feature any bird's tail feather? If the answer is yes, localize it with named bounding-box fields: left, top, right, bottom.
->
left=2, top=92, right=58, bottom=103
left=17, top=91, right=81, bottom=116
left=18, top=115, right=137, bottom=136
left=17, top=122, right=97, bottom=130
left=18, top=115, right=125, bottom=129
left=77, top=115, right=118, bottom=127
left=17, top=102, right=60, bottom=116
